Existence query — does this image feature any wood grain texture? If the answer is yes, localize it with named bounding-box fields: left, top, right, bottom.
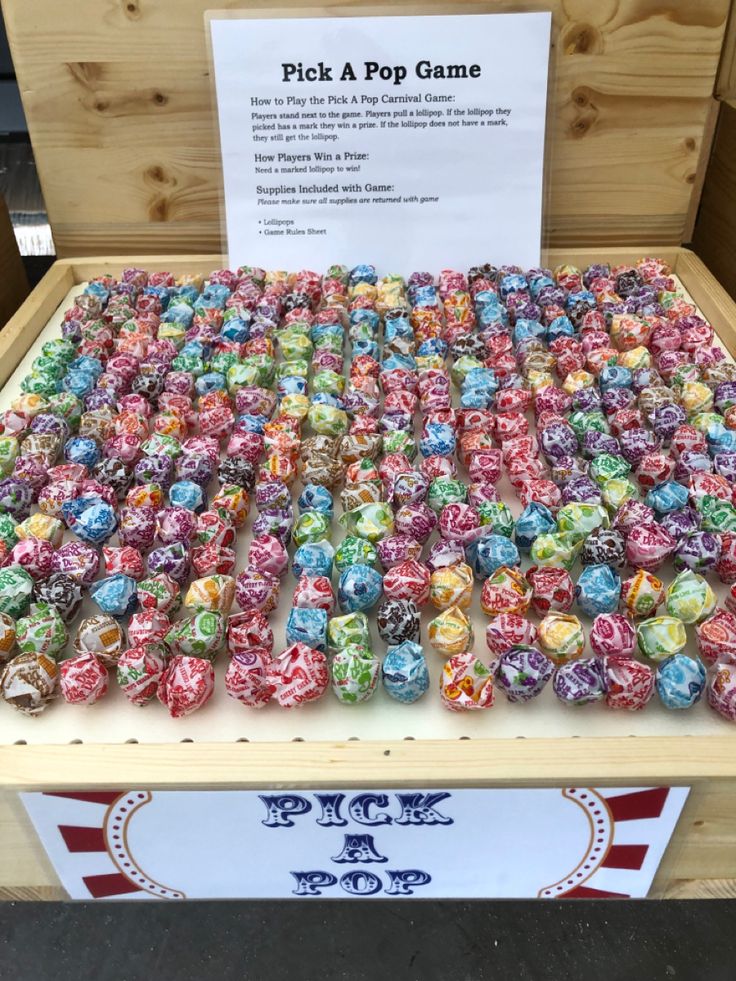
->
left=1, top=0, right=730, bottom=255
left=0, top=194, right=29, bottom=328
left=650, top=781, right=736, bottom=896
left=692, top=102, right=736, bottom=304
left=0, top=793, right=64, bottom=898
left=5, top=736, right=736, bottom=790
left=656, top=878, right=736, bottom=899
left=716, top=0, right=736, bottom=100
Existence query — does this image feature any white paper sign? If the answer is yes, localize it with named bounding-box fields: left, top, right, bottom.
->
left=22, top=785, right=687, bottom=900
left=209, top=12, right=551, bottom=272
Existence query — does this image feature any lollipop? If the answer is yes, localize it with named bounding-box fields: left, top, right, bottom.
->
left=428, top=606, right=473, bottom=657
left=495, top=646, right=553, bottom=702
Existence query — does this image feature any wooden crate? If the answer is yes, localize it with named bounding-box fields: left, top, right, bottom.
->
left=3, top=0, right=736, bottom=902
left=2, top=248, right=736, bottom=901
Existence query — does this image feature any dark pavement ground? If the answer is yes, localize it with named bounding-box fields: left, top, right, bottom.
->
left=1, top=899, right=734, bottom=981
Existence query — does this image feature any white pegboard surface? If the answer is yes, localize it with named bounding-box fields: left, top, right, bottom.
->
left=1, top=275, right=735, bottom=744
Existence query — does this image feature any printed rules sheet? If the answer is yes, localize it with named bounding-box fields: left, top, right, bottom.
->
left=210, top=12, right=551, bottom=272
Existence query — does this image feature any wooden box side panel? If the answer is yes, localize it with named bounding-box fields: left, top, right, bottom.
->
left=0, top=794, right=65, bottom=900
left=2, top=0, right=730, bottom=256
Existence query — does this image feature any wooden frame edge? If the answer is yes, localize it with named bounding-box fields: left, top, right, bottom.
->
left=2, top=736, right=736, bottom=790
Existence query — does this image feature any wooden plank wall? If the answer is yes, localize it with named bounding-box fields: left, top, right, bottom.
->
left=1, top=0, right=730, bottom=257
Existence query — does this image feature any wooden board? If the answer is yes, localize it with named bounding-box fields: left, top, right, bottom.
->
left=1, top=0, right=730, bottom=256
left=716, top=0, right=736, bottom=102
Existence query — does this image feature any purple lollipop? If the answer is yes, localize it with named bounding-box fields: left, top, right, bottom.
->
left=572, top=388, right=602, bottom=413
left=343, top=390, right=379, bottom=417
left=495, top=646, right=554, bottom=703
left=53, top=540, right=100, bottom=585
left=601, top=388, right=635, bottom=416
left=389, top=472, right=429, bottom=507
left=175, top=453, right=216, bottom=487
left=714, top=452, right=736, bottom=483
left=674, top=451, right=714, bottom=483
left=252, top=507, right=293, bottom=545
left=550, top=455, right=589, bottom=486
left=673, top=531, right=721, bottom=574
left=134, top=454, right=174, bottom=489
left=561, top=476, right=601, bottom=506
left=380, top=412, right=413, bottom=433
left=31, top=413, right=69, bottom=440
left=583, top=263, right=610, bottom=286
left=147, top=542, right=191, bottom=584
left=653, top=403, right=686, bottom=444
left=61, top=319, right=83, bottom=344
left=714, top=381, right=736, bottom=415
left=619, top=428, right=659, bottom=467
left=539, top=422, right=578, bottom=463
left=0, top=477, right=33, bottom=520
left=85, top=389, right=117, bottom=411
left=582, top=431, right=619, bottom=460
left=660, top=507, right=701, bottom=542
left=553, top=658, right=606, bottom=706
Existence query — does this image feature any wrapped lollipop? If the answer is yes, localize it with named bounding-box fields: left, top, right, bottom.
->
left=664, top=570, right=717, bottom=625
left=553, top=658, right=606, bottom=706
left=440, top=651, right=495, bottom=711
left=1, top=651, right=58, bottom=715
left=382, top=640, right=430, bottom=703
left=538, top=613, right=585, bottom=666
left=331, top=644, right=381, bottom=704
left=428, top=606, right=473, bottom=657
left=495, top=646, right=553, bottom=702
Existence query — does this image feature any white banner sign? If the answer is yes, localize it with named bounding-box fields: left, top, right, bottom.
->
left=209, top=12, right=551, bottom=271
left=22, top=786, right=687, bottom=900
